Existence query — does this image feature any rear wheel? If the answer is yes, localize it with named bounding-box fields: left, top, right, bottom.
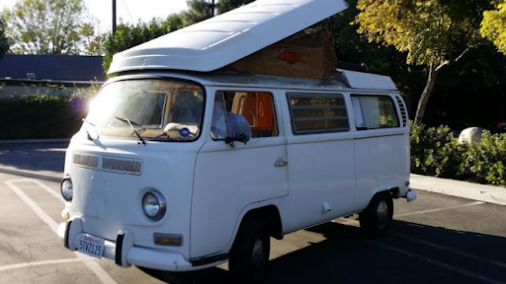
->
left=229, top=217, right=270, bottom=284
left=359, top=192, right=393, bottom=237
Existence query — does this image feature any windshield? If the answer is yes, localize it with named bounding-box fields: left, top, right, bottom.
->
left=86, top=79, right=205, bottom=142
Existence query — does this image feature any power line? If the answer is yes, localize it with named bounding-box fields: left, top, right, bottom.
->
left=120, top=0, right=134, bottom=23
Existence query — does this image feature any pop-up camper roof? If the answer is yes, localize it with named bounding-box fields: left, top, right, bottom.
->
left=108, top=0, right=349, bottom=74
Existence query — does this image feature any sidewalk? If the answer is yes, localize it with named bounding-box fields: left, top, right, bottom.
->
left=411, top=174, right=506, bottom=206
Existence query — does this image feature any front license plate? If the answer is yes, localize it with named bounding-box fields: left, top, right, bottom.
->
left=78, top=234, right=105, bottom=259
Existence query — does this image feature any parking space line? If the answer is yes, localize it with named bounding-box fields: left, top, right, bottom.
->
left=0, top=259, right=82, bottom=272
left=362, top=238, right=506, bottom=284
left=5, top=180, right=117, bottom=284
left=394, top=201, right=484, bottom=218
left=6, top=179, right=62, bottom=201
left=391, top=232, right=506, bottom=269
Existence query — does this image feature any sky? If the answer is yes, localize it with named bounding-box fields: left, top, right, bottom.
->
left=0, top=0, right=189, bottom=32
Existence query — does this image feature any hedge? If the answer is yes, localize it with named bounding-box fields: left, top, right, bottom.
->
left=410, top=122, right=506, bottom=187
left=0, top=95, right=89, bottom=140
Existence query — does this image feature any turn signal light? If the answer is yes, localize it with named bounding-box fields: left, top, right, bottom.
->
left=153, top=233, right=183, bottom=247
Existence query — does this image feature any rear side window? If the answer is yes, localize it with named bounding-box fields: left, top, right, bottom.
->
left=287, top=93, right=349, bottom=135
left=351, top=95, right=399, bottom=130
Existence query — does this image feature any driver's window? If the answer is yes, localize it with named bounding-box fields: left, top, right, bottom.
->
left=211, top=91, right=278, bottom=140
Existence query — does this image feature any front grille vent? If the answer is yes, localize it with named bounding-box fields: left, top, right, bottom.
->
left=73, top=153, right=99, bottom=168
left=102, top=157, right=142, bottom=175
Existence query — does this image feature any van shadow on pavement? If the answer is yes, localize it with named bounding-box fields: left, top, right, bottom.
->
left=140, top=220, right=506, bottom=284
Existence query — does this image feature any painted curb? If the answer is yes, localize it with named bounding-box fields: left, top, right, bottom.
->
left=0, top=139, right=70, bottom=145
left=411, top=174, right=506, bottom=206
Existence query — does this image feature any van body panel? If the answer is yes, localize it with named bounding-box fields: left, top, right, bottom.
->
left=354, top=132, right=409, bottom=208
left=282, top=135, right=356, bottom=232
left=65, top=137, right=202, bottom=259
left=191, top=137, right=289, bottom=258
left=190, top=88, right=288, bottom=258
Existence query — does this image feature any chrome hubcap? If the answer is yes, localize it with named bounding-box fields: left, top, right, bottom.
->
left=252, top=238, right=265, bottom=268
left=377, top=201, right=389, bottom=228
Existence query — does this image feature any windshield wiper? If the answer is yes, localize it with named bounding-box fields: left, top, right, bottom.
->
left=114, top=116, right=147, bottom=145
left=82, top=119, right=100, bottom=141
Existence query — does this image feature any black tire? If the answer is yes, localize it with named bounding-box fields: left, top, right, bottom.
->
left=229, top=217, right=270, bottom=284
left=359, top=192, right=394, bottom=237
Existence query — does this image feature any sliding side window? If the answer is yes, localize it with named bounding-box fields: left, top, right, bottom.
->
left=351, top=95, right=400, bottom=130
left=287, top=93, right=349, bottom=135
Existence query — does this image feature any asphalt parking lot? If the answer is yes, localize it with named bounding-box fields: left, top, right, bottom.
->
left=1, top=143, right=505, bottom=284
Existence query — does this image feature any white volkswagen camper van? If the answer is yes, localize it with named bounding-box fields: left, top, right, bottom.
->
left=58, top=0, right=416, bottom=282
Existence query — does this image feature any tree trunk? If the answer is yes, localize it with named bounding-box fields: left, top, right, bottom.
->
left=414, top=63, right=440, bottom=125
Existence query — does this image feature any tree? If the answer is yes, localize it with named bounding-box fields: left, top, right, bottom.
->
left=0, top=18, right=9, bottom=59
left=481, top=1, right=506, bottom=56
left=102, top=15, right=184, bottom=73
left=2, top=0, right=98, bottom=55
left=330, top=0, right=426, bottom=107
left=217, top=0, right=254, bottom=14
left=80, top=23, right=104, bottom=56
left=184, top=0, right=214, bottom=26
left=355, top=0, right=493, bottom=125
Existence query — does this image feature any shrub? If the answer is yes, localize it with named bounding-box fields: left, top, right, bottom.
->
left=0, top=94, right=89, bottom=139
left=411, top=122, right=506, bottom=187
left=410, top=122, right=465, bottom=178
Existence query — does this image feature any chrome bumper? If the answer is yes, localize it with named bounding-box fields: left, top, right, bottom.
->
left=58, top=218, right=225, bottom=272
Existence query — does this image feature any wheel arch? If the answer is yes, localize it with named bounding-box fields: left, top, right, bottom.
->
left=224, top=204, right=284, bottom=255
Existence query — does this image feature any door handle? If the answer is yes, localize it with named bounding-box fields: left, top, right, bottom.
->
left=275, top=160, right=288, bottom=167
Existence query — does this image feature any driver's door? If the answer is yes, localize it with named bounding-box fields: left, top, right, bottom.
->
left=190, top=89, right=288, bottom=259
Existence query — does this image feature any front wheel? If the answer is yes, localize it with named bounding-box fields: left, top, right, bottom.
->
left=229, top=218, right=270, bottom=284
left=359, top=192, right=394, bottom=237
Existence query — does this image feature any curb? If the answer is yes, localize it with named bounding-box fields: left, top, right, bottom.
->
left=0, top=138, right=71, bottom=145
left=410, top=174, right=506, bottom=206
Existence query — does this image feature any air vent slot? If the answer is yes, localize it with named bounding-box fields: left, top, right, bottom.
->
left=395, top=96, right=408, bottom=127
left=102, top=158, right=142, bottom=175
left=73, top=153, right=99, bottom=169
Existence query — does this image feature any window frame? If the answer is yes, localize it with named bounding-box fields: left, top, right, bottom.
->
left=211, top=90, right=280, bottom=141
left=350, top=94, right=401, bottom=131
left=286, top=92, right=350, bottom=135
left=87, top=77, right=206, bottom=143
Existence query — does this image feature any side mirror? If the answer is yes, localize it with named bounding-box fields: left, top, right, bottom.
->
left=225, top=121, right=251, bottom=146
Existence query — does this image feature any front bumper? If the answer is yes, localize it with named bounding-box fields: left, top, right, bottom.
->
left=57, top=218, right=225, bottom=272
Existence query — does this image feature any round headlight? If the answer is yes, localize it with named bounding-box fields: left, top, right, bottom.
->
left=142, top=191, right=166, bottom=221
left=60, top=178, right=73, bottom=202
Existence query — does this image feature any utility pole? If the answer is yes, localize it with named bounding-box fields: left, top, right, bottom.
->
left=112, top=0, right=117, bottom=34
left=211, top=0, right=216, bottom=17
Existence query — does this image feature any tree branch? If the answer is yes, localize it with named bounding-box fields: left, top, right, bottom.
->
left=434, top=48, right=471, bottom=73
left=434, top=60, right=450, bottom=72
left=454, top=48, right=470, bottom=63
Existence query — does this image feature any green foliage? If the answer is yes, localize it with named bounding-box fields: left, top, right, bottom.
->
left=102, top=15, right=184, bottom=73
left=330, top=0, right=426, bottom=97
left=355, top=0, right=489, bottom=66
left=459, top=131, right=506, bottom=186
left=0, top=18, right=9, bottom=58
left=217, top=0, right=254, bottom=14
left=184, top=0, right=214, bottom=26
left=2, top=0, right=100, bottom=55
left=410, top=122, right=506, bottom=186
left=410, top=122, right=464, bottom=177
left=481, top=0, right=506, bottom=56
left=355, top=0, right=495, bottom=124
left=0, top=94, right=88, bottom=139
